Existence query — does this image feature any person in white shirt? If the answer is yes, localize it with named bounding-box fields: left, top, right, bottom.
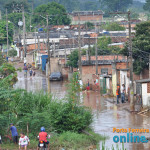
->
left=121, top=84, right=125, bottom=103
left=19, top=133, right=30, bottom=150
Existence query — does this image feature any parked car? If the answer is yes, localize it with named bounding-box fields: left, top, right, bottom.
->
left=49, top=72, right=63, bottom=81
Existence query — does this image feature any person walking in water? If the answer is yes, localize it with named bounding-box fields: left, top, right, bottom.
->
left=121, top=84, right=125, bottom=103
left=86, top=79, right=90, bottom=90
left=116, top=85, right=120, bottom=104
left=23, top=65, right=28, bottom=77
left=29, top=69, right=33, bottom=77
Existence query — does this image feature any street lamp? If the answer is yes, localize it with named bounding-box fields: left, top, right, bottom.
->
left=18, top=20, right=23, bottom=60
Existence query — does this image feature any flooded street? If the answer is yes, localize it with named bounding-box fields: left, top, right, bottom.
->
left=15, top=71, right=150, bottom=150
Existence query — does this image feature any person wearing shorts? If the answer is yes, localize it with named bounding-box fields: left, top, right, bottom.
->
left=8, top=123, right=18, bottom=144
left=19, top=133, right=30, bottom=150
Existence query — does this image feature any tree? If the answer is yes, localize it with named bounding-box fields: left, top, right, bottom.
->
left=8, top=48, right=17, bottom=57
left=100, top=0, right=133, bottom=12
left=32, top=2, right=71, bottom=25
left=0, top=52, right=5, bottom=66
left=4, top=0, right=30, bottom=14
left=7, top=13, right=29, bottom=30
left=121, top=21, right=150, bottom=74
left=67, top=50, right=78, bottom=68
left=0, top=21, right=14, bottom=45
left=85, top=22, right=94, bottom=30
left=143, top=0, right=150, bottom=11
left=102, top=22, right=125, bottom=31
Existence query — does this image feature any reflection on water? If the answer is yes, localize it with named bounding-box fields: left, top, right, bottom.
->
left=15, top=71, right=150, bottom=150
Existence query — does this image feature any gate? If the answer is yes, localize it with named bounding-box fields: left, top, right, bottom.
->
left=100, top=77, right=106, bottom=94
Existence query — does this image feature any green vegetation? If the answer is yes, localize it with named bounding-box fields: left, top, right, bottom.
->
left=67, top=50, right=78, bottom=68
left=121, top=21, right=150, bottom=74
left=0, top=21, right=13, bottom=45
left=8, top=49, right=17, bottom=57
left=99, top=0, right=133, bottom=12
left=143, top=0, right=150, bottom=12
left=85, top=22, right=94, bottom=30
left=1, top=131, right=105, bottom=149
left=0, top=65, right=104, bottom=149
left=91, top=36, right=121, bottom=55
left=4, top=1, right=30, bottom=14
left=102, top=22, right=125, bottom=31
left=0, top=52, right=5, bottom=65
left=32, top=2, right=71, bottom=26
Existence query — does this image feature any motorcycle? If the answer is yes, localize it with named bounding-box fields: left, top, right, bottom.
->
left=39, top=140, right=47, bottom=150
left=37, top=134, right=50, bottom=150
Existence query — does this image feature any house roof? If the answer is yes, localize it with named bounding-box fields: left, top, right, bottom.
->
left=82, top=55, right=127, bottom=61
left=82, top=55, right=127, bottom=66
left=82, top=59, right=127, bottom=66
left=71, top=10, right=104, bottom=16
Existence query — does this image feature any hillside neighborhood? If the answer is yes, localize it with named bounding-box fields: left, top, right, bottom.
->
left=1, top=0, right=150, bottom=150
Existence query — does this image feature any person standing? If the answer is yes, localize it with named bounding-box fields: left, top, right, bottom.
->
left=121, top=84, right=125, bottom=103
left=86, top=79, right=90, bottom=90
left=19, top=133, right=30, bottom=150
left=8, top=123, right=18, bottom=144
left=29, top=69, right=33, bottom=77
left=23, top=65, right=28, bottom=77
left=116, top=85, right=120, bottom=104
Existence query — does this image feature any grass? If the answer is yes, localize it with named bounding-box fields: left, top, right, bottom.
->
left=0, top=131, right=106, bottom=150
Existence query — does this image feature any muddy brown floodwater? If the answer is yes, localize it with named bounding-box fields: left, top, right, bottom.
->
left=15, top=71, right=150, bottom=150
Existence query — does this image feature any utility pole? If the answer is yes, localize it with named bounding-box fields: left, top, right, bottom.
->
left=34, top=28, right=36, bottom=64
left=95, top=23, right=98, bottom=75
left=0, top=10, right=2, bottom=20
left=6, top=9, right=9, bottom=56
left=78, top=13, right=82, bottom=79
left=110, top=11, right=134, bottom=111
left=149, top=55, right=150, bottom=78
left=22, top=5, right=26, bottom=58
left=128, top=11, right=134, bottom=111
left=47, top=15, right=51, bottom=75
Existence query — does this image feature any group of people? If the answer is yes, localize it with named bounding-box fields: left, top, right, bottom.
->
left=116, top=84, right=126, bottom=104
left=86, top=79, right=99, bottom=91
left=23, top=63, right=36, bottom=77
left=7, top=123, right=49, bottom=150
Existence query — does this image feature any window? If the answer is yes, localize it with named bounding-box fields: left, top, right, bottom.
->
left=101, top=68, right=108, bottom=75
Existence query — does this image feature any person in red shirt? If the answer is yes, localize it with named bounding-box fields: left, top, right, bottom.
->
left=37, top=127, right=49, bottom=150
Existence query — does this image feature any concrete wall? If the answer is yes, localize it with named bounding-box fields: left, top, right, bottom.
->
left=26, top=54, right=33, bottom=64
left=142, top=83, right=150, bottom=107
left=120, top=71, right=130, bottom=93
left=112, top=63, right=117, bottom=96
left=82, top=65, right=112, bottom=84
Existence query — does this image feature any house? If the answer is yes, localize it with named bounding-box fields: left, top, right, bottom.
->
left=71, top=11, right=104, bottom=24
left=81, top=55, right=128, bottom=94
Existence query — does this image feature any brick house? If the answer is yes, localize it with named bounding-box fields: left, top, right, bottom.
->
left=81, top=55, right=148, bottom=96
left=71, top=11, right=104, bottom=24
left=81, top=55, right=127, bottom=93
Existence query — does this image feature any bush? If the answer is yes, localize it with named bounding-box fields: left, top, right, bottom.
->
left=8, top=49, right=17, bottom=57
left=49, top=101, right=92, bottom=133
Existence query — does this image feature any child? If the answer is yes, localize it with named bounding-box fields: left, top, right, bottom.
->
left=19, top=133, right=30, bottom=150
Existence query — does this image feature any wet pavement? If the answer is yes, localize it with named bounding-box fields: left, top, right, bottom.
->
left=14, top=70, right=150, bottom=150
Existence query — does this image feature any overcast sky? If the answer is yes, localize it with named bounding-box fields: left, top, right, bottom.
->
left=136, top=0, right=145, bottom=2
